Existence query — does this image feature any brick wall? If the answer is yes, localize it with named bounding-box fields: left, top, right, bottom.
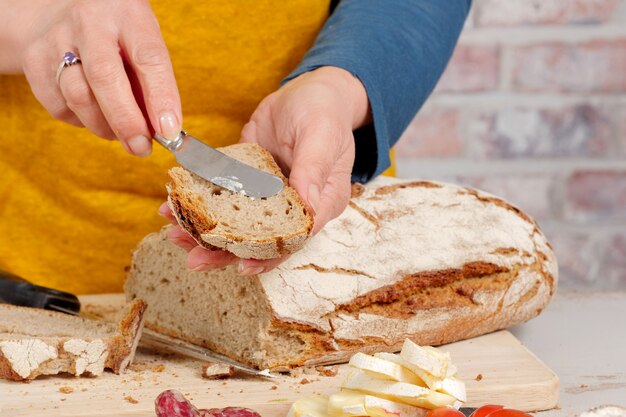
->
left=395, top=0, right=626, bottom=290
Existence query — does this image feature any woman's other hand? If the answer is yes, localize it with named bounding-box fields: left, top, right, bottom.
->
left=5, top=0, right=181, bottom=156
left=164, top=66, right=370, bottom=275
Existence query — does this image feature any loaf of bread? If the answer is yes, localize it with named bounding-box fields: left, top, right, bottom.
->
left=125, top=177, right=557, bottom=370
left=0, top=299, right=145, bottom=380
left=167, top=143, right=314, bottom=259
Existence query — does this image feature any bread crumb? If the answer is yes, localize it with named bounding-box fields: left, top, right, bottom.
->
left=124, top=395, right=139, bottom=404
left=202, top=362, right=235, bottom=380
left=300, top=378, right=311, bottom=385
left=60, top=398, right=66, bottom=402
left=303, top=366, right=318, bottom=375
left=475, top=373, right=483, bottom=381
left=81, top=388, right=88, bottom=392
left=152, top=364, right=166, bottom=373
left=270, top=385, right=278, bottom=390
left=59, top=386, right=74, bottom=394
left=315, top=365, right=339, bottom=377
left=289, top=365, right=323, bottom=378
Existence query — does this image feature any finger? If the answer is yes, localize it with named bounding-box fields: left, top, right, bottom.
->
left=187, top=247, right=238, bottom=271
left=45, top=91, right=84, bottom=128
left=166, top=226, right=198, bottom=252
left=21, top=44, right=83, bottom=128
left=289, top=126, right=335, bottom=215
left=158, top=202, right=178, bottom=224
left=80, top=34, right=152, bottom=156
left=289, top=126, right=354, bottom=234
left=58, top=62, right=116, bottom=139
left=238, top=256, right=290, bottom=276
left=59, top=111, right=84, bottom=128
left=288, top=122, right=348, bottom=215
left=240, top=120, right=257, bottom=144
left=310, top=164, right=353, bottom=235
left=120, top=8, right=182, bottom=140
left=243, top=98, right=295, bottom=174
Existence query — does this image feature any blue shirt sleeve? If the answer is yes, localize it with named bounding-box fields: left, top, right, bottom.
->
left=283, top=0, right=471, bottom=183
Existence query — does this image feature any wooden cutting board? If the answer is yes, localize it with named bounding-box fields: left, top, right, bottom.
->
left=0, top=294, right=559, bottom=416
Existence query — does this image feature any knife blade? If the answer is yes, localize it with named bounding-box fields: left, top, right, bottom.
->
left=140, top=329, right=275, bottom=379
left=154, top=130, right=284, bottom=198
left=0, top=273, right=276, bottom=379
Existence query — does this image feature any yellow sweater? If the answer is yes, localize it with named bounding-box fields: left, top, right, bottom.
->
left=0, top=1, right=329, bottom=294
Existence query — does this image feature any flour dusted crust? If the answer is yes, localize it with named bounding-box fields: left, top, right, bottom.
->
left=126, top=177, right=557, bottom=370
left=0, top=299, right=146, bottom=381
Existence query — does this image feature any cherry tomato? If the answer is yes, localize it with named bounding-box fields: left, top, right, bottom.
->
left=425, top=408, right=465, bottom=417
left=470, top=405, right=505, bottom=417
left=485, top=409, right=533, bottom=417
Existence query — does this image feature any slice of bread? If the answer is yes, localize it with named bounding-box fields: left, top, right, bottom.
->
left=167, top=143, right=314, bottom=259
left=0, top=299, right=146, bottom=381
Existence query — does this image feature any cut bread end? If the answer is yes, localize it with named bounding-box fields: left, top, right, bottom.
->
left=166, top=142, right=313, bottom=259
left=0, top=299, right=146, bottom=381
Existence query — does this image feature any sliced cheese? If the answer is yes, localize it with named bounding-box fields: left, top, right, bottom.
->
left=342, top=371, right=457, bottom=409
left=373, top=352, right=465, bottom=402
left=446, top=363, right=458, bottom=378
left=288, top=340, right=465, bottom=417
left=350, top=352, right=425, bottom=386
left=373, top=353, right=439, bottom=390
left=439, top=377, right=466, bottom=402
left=328, top=392, right=367, bottom=417
left=288, top=395, right=330, bottom=417
left=328, top=391, right=429, bottom=417
left=364, top=394, right=429, bottom=417
left=400, top=340, right=449, bottom=379
left=422, top=347, right=459, bottom=380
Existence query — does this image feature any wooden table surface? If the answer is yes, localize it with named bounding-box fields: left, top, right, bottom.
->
left=509, top=290, right=626, bottom=416
left=2, top=291, right=622, bottom=416
left=0, top=294, right=560, bottom=416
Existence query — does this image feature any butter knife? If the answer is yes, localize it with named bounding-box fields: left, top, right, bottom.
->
left=154, top=130, right=284, bottom=198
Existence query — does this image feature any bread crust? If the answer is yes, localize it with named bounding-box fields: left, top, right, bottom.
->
left=127, top=176, right=557, bottom=370
left=0, top=299, right=146, bottom=381
left=166, top=143, right=313, bottom=259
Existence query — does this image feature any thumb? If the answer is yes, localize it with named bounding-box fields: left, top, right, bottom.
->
left=288, top=131, right=332, bottom=218
left=288, top=125, right=354, bottom=234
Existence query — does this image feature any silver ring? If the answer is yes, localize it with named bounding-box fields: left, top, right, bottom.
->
left=55, top=51, right=81, bottom=85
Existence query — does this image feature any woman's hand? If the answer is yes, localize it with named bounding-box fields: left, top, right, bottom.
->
left=4, top=0, right=181, bottom=155
left=163, top=66, right=370, bottom=275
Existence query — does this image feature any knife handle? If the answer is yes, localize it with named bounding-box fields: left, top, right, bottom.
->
left=0, top=270, right=81, bottom=314
left=154, top=130, right=186, bottom=152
